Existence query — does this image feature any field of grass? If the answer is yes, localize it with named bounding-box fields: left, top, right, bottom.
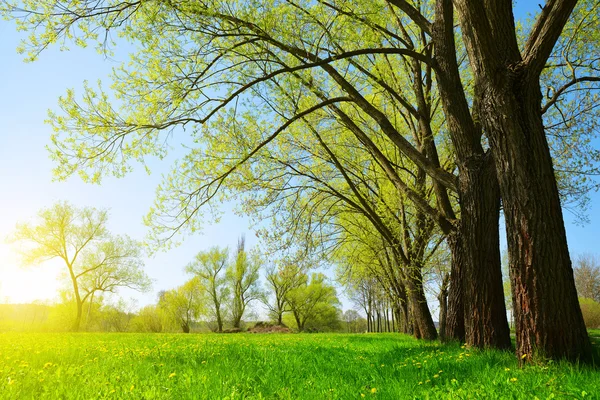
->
left=1, top=332, right=599, bottom=399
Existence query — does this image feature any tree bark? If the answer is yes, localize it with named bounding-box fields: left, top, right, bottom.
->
left=405, top=266, right=438, bottom=340
left=482, top=78, right=592, bottom=362
left=450, top=0, right=592, bottom=362
left=437, top=273, right=449, bottom=341
left=432, top=0, right=511, bottom=349
left=459, top=155, right=512, bottom=349
left=445, top=234, right=465, bottom=342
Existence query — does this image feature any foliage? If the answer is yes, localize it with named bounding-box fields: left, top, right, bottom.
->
left=9, top=201, right=151, bottom=331
left=227, top=236, right=262, bottom=329
left=286, top=273, right=340, bottom=332
left=1, top=332, right=600, bottom=399
left=579, top=298, right=600, bottom=329
left=186, top=247, right=230, bottom=332
left=159, top=277, right=206, bottom=333
left=574, top=254, right=600, bottom=303
left=129, top=305, right=170, bottom=333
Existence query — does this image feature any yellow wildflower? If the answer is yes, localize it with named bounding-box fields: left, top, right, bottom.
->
left=168, top=372, right=176, bottom=379
left=370, top=387, right=377, bottom=394
left=510, top=377, right=518, bottom=383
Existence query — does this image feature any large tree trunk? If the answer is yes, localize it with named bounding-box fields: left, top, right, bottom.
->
left=459, top=156, right=512, bottom=349
left=445, top=234, right=465, bottom=342
left=405, top=267, right=438, bottom=340
left=481, top=79, right=592, bottom=362
left=450, top=0, right=591, bottom=363
left=432, top=0, right=510, bottom=349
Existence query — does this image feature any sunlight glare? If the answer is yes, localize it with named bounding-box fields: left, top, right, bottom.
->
left=0, top=244, right=62, bottom=304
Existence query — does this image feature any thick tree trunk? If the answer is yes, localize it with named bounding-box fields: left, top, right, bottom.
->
left=481, top=78, right=592, bottom=362
left=445, top=234, right=465, bottom=342
left=447, top=0, right=591, bottom=363
left=405, top=267, right=438, bottom=340
left=182, top=324, right=190, bottom=333
left=459, top=156, right=512, bottom=349
left=432, top=0, right=510, bottom=349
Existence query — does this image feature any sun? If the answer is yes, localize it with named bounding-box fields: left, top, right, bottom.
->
left=0, top=244, right=61, bottom=304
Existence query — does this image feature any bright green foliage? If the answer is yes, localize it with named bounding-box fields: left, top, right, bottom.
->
left=9, top=201, right=151, bottom=331
left=186, top=247, right=230, bottom=332
left=286, top=273, right=340, bottom=332
left=1, top=332, right=599, bottom=399
left=159, top=277, right=207, bottom=333
left=264, top=262, right=305, bottom=325
left=129, top=305, right=170, bottom=333
left=227, top=237, right=262, bottom=329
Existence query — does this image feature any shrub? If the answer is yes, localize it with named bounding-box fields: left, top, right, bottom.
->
left=579, top=298, right=600, bottom=329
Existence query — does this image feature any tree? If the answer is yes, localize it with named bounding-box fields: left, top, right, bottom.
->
left=78, top=235, right=152, bottom=326
left=159, top=277, right=206, bottom=333
left=264, top=262, right=304, bottom=326
left=10, top=201, right=150, bottom=331
left=573, top=254, right=600, bottom=303
left=186, top=247, right=230, bottom=332
left=227, top=236, right=262, bottom=329
left=129, top=305, right=167, bottom=333
left=343, top=309, right=361, bottom=333
left=286, top=273, right=340, bottom=332
left=5, top=0, right=598, bottom=361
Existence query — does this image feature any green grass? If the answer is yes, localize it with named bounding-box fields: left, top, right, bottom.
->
left=1, top=332, right=599, bottom=399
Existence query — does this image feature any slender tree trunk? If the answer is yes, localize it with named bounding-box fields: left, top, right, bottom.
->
left=438, top=273, right=449, bottom=341
left=86, top=291, right=95, bottom=329
left=214, top=301, right=223, bottom=332
left=68, top=265, right=82, bottom=332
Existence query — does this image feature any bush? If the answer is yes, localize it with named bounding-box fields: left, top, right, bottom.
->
left=579, top=298, right=600, bottom=329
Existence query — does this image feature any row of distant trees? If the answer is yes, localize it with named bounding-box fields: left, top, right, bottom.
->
left=153, top=237, right=343, bottom=333
left=6, top=201, right=349, bottom=333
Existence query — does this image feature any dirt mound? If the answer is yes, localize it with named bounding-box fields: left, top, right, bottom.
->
left=248, top=321, right=292, bottom=334
left=221, top=328, right=242, bottom=333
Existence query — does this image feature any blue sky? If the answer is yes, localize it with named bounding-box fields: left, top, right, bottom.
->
left=0, top=2, right=598, bottom=315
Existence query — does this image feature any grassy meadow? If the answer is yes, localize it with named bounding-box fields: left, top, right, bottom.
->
left=1, top=332, right=599, bottom=399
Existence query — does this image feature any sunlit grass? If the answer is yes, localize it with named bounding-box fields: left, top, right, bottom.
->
left=0, top=332, right=598, bottom=399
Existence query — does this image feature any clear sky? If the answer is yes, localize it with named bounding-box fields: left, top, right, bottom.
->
left=0, top=3, right=598, bottom=314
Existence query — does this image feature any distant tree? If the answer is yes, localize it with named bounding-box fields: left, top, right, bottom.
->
left=159, top=277, right=206, bottom=333
left=574, top=254, right=600, bottom=303
left=286, top=273, right=340, bottom=332
left=579, top=298, right=600, bottom=329
left=186, top=247, right=230, bottom=332
left=99, top=298, right=137, bottom=332
left=79, top=235, right=152, bottom=326
left=263, top=263, right=304, bottom=326
left=129, top=305, right=166, bottom=333
left=10, top=201, right=150, bottom=331
left=343, top=309, right=361, bottom=333
left=227, top=236, right=262, bottom=329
